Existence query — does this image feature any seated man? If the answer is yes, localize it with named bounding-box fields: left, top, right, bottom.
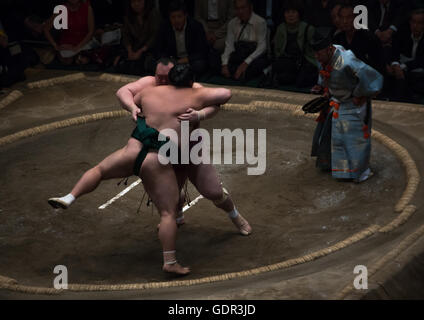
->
left=156, top=0, right=209, bottom=77
left=48, top=64, right=251, bottom=275
left=368, top=0, right=410, bottom=67
left=333, top=4, right=385, bottom=75
left=221, top=0, right=269, bottom=81
left=195, top=0, right=234, bottom=54
left=386, top=8, right=424, bottom=100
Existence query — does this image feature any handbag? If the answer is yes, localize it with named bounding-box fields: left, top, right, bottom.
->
left=233, top=23, right=257, bottom=61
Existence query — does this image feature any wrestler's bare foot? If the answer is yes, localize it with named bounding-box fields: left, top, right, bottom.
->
left=162, top=263, right=191, bottom=276
left=231, top=214, right=252, bottom=236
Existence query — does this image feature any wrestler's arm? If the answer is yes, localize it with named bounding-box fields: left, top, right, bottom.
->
left=177, top=105, right=220, bottom=123
left=116, top=76, right=156, bottom=120
left=195, top=87, right=232, bottom=108
left=178, top=83, right=222, bottom=123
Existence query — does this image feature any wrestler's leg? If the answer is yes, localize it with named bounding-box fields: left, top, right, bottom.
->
left=156, top=166, right=187, bottom=229
left=175, top=165, right=189, bottom=225
left=188, top=163, right=252, bottom=235
left=140, top=153, right=190, bottom=275
left=48, top=138, right=140, bottom=209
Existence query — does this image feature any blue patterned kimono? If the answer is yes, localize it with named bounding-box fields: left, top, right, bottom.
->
left=312, top=45, right=383, bottom=180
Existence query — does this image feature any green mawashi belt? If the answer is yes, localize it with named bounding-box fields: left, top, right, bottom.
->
left=132, top=117, right=169, bottom=176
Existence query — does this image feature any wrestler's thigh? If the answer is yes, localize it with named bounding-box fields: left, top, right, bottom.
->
left=97, top=139, right=141, bottom=179
left=188, top=163, right=222, bottom=197
left=140, top=152, right=179, bottom=212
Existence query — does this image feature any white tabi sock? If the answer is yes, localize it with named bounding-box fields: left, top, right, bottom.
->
left=60, top=194, right=76, bottom=206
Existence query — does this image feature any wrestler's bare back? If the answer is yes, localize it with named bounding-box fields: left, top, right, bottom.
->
left=134, top=84, right=231, bottom=140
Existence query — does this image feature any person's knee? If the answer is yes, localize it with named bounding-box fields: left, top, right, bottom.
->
left=203, top=187, right=229, bottom=206
left=160, top=209, right=176, bottom=220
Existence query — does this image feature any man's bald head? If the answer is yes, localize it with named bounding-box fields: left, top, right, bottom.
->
left=155, top=58, right=176, bottom=85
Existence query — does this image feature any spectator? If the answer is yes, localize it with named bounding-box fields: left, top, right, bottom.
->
left=114, top=0, right=161, bottom=75
left=44, top=0, right=96, bottom=65
left=368, top=0, right=410, bottom=65
left=195, top=0, right=234, bottom=54
left=156, top=0, right=209, bottom=77
left=221, top=0, right=269, bottom=81
left=272, top=0, right=318, bottom=87
left=387, top=8, right=424, bottom=100
left=333, top=4, right=385, bottom=74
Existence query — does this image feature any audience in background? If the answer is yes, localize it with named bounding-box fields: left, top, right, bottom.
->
left=333, top=4, right=385, bottom=74
left=221, top=0, right=268, bottom=81
left=44, top=0, right=96, bottom=65
left=387, top=8, right=424, bottom=100
left=272, top=0, right=318, bottom=88
left=368, top=0, right=410, bottom=66
left=2, top=0, right=424, bottom=105
left=195, top=0, right=234, bottom=54
left=114, top=0, right=160, bottom=75
left=156, top=0, right=209, bottom=77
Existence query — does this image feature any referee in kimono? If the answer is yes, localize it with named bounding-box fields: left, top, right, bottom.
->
left=310, top=27, right=383, bottom=183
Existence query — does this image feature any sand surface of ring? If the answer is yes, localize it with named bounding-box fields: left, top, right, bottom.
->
left=0, top=73, right=423, bottom=299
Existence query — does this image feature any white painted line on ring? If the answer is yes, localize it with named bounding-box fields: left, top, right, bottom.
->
left=182, top=195, right=204, bottom=212
left=99, top=179, right=142, bottom=210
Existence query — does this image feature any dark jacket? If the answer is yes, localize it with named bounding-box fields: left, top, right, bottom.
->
left=155, top=16, right=209, bottom=63
left=333, top=30, right=385, bottom=74
left=391, top=29, right=424, bottom=71
left=368, top=0, right=410, bottom=33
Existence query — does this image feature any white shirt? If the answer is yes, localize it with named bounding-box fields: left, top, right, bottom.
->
left=221, top=12, right=267, bottom=65
left=393, top=33, right=423, bottom=71
left=208, top=0, right=219, bottom=20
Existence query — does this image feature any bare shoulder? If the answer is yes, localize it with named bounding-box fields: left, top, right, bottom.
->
left=124, top=76, right=156, bottom=95
left=193, top=87, right=232, bottom=106
left=135, top=76, right=156, bottom=88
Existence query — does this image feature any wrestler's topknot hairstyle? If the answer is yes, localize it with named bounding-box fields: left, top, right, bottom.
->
left=168, top=64, right=194, bottom=88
